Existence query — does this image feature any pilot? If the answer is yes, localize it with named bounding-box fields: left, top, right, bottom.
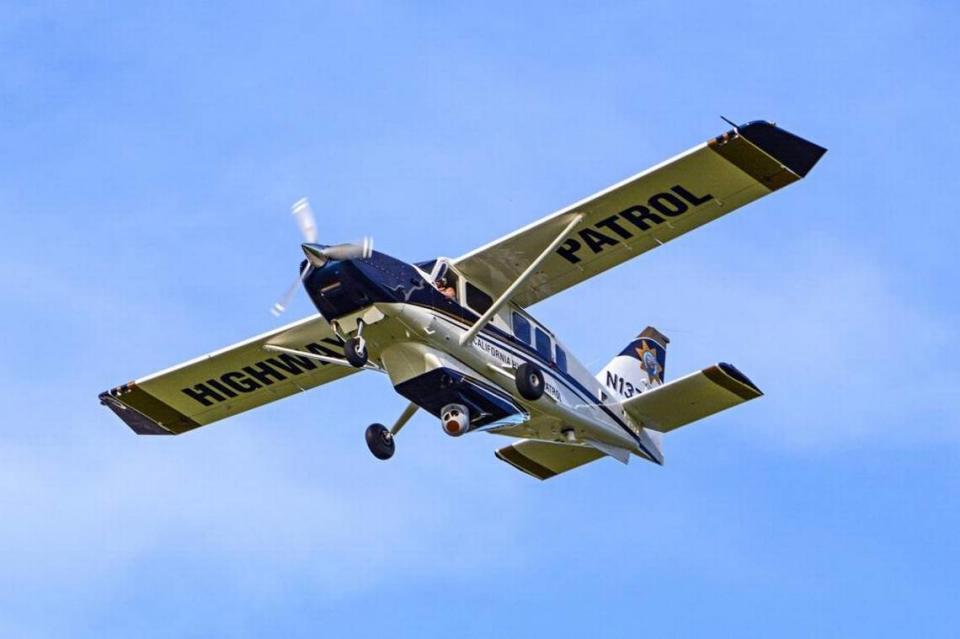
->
left=436, top=277, right=456, bottom=300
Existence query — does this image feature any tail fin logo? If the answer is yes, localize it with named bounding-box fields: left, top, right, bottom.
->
left=636, top=340, right=663, bottom=385
left=598, top=327, right=669, bottom=399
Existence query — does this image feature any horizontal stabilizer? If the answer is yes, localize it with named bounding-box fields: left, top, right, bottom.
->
left=495, top=440, right=605, bottom=480
left=621, top=363, right=762, bottom=433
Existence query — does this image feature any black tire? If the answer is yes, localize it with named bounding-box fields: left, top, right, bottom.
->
left=516, top=362, right=545, bottom=400
left=344, top=336, right=368, bottom=368
left=365, top=423, right=395, bottom=460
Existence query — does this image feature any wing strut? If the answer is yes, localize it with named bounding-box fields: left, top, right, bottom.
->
left=262, top=344, right=382, bottom=372
left=458, top=213, right=583, bottom=345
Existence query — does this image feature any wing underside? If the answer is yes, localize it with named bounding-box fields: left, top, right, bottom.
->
left=621, top=363, right=763, bottom=433
left=495, top=439, right=607, bottom=480
left=454, top=121, right=826, bottom=307
left=99, top=315, right=358, bottom=435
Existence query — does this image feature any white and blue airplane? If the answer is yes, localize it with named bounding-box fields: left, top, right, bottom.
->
left=100, top=120, right=825, bottom=479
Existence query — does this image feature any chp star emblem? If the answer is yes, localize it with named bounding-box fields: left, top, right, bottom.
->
left=635, top=340, right=663, bottom=385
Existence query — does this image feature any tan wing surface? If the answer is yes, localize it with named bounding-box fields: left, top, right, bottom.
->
left=99, top=315, right=358, bottom=435
left=622, top=363, right=763, bottom=433
left=454, top=121, right=826, bottom=307
left=495, top=440, right=606, bottom=480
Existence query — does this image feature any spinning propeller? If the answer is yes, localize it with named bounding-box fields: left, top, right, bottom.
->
left=270, top=198, right=374, bottom=316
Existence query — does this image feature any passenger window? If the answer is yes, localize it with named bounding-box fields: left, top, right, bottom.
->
left=555, top=346, right=567, bottom=373
left=534, top=327, right=551, bottom=361
left=513, top=312, right=531, bottom=344
left=465, top=282, right=493, bottom=314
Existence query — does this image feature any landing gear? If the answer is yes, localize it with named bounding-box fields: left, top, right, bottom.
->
left=343, top=336, right=368, bottom=367
left=365, top=423, right=395, bottom=460
left=516, top=362, right=545, bottom=400
left=364, top=403, right=418, bottom=461
left=343, top=321, right=369, bottom=368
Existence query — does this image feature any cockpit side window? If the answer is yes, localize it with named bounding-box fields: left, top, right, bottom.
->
left=433, top=264, right=459, bottom=301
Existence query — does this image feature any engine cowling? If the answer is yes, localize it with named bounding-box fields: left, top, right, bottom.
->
left=440, top=403, right=471, bottom=437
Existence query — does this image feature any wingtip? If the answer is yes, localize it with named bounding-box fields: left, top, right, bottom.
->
left=737, top=120, right=827, bottom=177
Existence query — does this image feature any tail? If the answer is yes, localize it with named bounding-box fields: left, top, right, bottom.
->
left=596, top=326, right=669, bottom=400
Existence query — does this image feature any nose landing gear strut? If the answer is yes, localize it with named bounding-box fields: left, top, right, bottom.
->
left=343, top=320, right=369, bottom=368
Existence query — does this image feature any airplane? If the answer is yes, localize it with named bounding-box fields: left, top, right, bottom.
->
left=99, top=120, right=826, bottom=480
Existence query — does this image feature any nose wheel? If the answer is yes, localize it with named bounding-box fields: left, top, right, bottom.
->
left=343, top=320, right=369, bottom=368
left=365, top=423, right=395, bottom=460
left=343, top=336, right=368, bottom=367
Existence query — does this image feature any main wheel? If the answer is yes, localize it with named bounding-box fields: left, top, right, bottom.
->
left=365, top=423, right=395, bottom=460
left=516, top=362, right=545, bottom=400
left=344, top=336, right=368, bottom=367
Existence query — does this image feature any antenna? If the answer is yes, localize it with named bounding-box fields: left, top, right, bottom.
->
left=720, top=115, right=739, bottom=131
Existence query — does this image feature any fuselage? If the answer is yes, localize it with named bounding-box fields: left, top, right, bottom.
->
left=302, top=250, right=662, bottom=463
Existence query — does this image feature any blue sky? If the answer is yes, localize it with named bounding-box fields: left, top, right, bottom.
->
left=2, top=1, right=958, bottom=636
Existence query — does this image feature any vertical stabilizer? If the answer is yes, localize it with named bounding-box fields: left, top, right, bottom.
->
left=596, top=327, right=669, bottom=400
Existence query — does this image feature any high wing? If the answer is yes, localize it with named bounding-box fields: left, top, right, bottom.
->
left=621, top=363, right=762, bottom=433
left=99, top=315, right=358, bottom=435
left=454, top=121, right=826, bottom=307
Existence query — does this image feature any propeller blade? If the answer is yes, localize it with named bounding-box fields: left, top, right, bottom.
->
left=270, top=264, right=313, bottom=316
left=301, top=238, right=374, bottom=266
left=291, top=198, right=318, bottom=244
left=274, top=199, right=372, bottom=317
left=322, top=237, right=374, bottom=261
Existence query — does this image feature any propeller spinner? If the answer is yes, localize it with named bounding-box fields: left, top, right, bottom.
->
left=270, top=198, right=373, bottom=317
